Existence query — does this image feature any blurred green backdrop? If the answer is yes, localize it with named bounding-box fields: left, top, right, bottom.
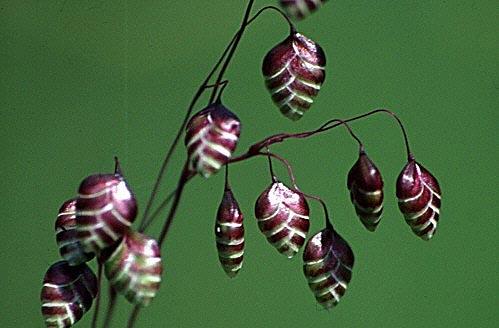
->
left=1, top=1, right=497, bottom=327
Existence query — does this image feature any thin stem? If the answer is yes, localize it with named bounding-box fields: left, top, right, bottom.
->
left=126, top=306, right=141, bottom=328
left=215, top=80, right=230, bottom=103
left=260, top=151, right=296, bottom=188
left=90, top=264, right=103, bottom=328
left=265, top=149, right=277, bottom=182
left=230, top=108, right=413, bottom=163
left=224, top=163, right=230, bottom=190
left=247, top=5, right=295, bottom=34
left=320, top=119, right=364, bottom=151
left=209, top=0, right=255, bottom=103
left=101, top=286, right=117, bottom=328
left=139, top=189, right=177, bottom=232
left=114, top=156, right=123, bottom=175
left=138, top=27, right=240, bottom=231
left=301, top=192, right=332, bottom=228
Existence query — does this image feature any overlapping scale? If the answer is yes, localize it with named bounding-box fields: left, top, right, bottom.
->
left=347, top=151, right=384, bottom=231
left=76, top=174, right=137, bottom=254
left=104, top=230, right=162, bottom=306
left=185, top=103, right=241, bottom=178
left=280, top=0, right=329, bottom=20
left=41, top=261, right=98, bottom=328
left=215, top=188, right=245, bottom=277
left=255, top=181, right=310, bottom=258
left=303, top=227, right=354, bottom=309
left=55, top=198, right=94, bottom=266
left=396, top=159, right=441, bottom=240
left=262, top=32, right=326, bottom=120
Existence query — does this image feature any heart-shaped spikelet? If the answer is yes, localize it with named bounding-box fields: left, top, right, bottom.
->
left=41, top=261, right=98, bottom=328
left=255, top=181, right=310, bottom=258
left=76, top=174, right=137, bottom=254
left=347, top=151, right=384, bottom=231
left=279, top=0, right=329, bottom=20
left=215, top=188, right=245, bottom=277
left=103, top=230, right=162, bottom=307
left=185, top=103, right=241, bottom=178
left=55, top=198, right=94, bottom=266
left=262, top=32, right=326, bottom=120
left=303, top=227, right=354, bottom=309
left=396, top=158, right=441, bottom=240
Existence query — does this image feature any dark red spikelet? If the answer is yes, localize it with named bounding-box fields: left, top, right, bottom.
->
left=280, top=0, right=329, bottom=20
left=215, top=188, right=244, bottom=277
left=185, top=103, right=241, bottom=178
left=303, top=227, right=354, bottom=309
left=347, top=151, right=384, bottom=231
left=76, top=173, right=137, bottom=254
left=262, top=32, right=326, bottom=120
left=104, top=231, right=162, bottom=306
left=396, top=159, right=441, bottom=240
left=255, top=181, right=310, bottom=258
left=55, top=198, right=94, bottom=266
left=41, top=261, right=98, bottom=328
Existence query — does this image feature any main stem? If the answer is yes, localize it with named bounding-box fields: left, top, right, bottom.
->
left=126, top=2, right=256, bottom=327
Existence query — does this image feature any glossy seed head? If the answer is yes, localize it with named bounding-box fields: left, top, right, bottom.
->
left=280, top=0, right=329, bottom=20
left=303, top=227, right=354, bottom=309
left=55, top=198, right=94, bottom=266
left=41, top=261, right=98, bottom=328
left=347, top=152, right=384, bottom=231
left=396, top=159, right=441, bottom=240
left=185, top=103, right=241, bottom=178
left=104, top=230, right=162, bottom=307
left=215, top=188, right=245, bottom=277
left=262, top=32, right=326, bottom=120
left=76, top=174, right=137, bottom=254
left=255, top=181, right=310, bottom=258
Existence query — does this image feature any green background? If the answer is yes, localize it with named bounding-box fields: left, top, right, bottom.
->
left=1, top=1, right=497, bottom=327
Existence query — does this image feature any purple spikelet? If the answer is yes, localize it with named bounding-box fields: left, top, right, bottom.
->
left=347, top=151, right=384, bottom=231
left=40, top=261, right=98, bottom=328
left=55, top=198, right=94, bottom=266
left=396, top=158, right=441, bottom=240
left=262, top=32, right=326, bottom=120
left=255, top=181, right=310, bottom=258
left=76, top=173, right=137, bottom=254
left=280, top=0, right=329, bottom=20
left=215, top=188, right=245, bottom=277
left=303, top=227, right=354, bottom=309
left=185, top=103, right=241, bottom=177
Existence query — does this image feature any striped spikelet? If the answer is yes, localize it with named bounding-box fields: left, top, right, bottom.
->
left=347, top=151, right=384, bottom=231
left=280, top=0, right=329, bottom=20
left=262, top=31, right=326, bottom=120
left=255, top=181, right=310, bottom=258
left=185, top=103, right=241, bottom=178
left=215, top=188, right=245, bottom=277
left=41, top=261, right=98, bottom=328
left=55, top=198, right=94, bottom=266
left=76, top=174, right=137, bottom=254
left=396, top=158, right=441, bottom=240
left=303, top=227, right=354, bottom=309
left=104, top=230, right=162, bottom=306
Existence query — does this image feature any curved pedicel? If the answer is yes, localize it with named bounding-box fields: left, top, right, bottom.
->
left=185, top=103, right=241, bottom=178
left=347, top=151, right=384, bottom=231
left=262, top=32, right=326, bottom=120
left=41, top=261, right=98, bottom=328
left=103, top=230, right=162, bottom=307
left=255, top=181, right=310, bottom=258
left=215, top=188, right=245, bottom=277
left=76, top=173, right=137, bottom=254
left=303, top=227, right=354, bottom=309
left=396, top=159, right=441, bottom=240
left=55, top=198, right=94, bottom=266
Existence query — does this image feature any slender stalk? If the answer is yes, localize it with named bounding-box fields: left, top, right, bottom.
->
left=246, top=5, right=295, bottom=34
left=126, top=306, right=141, bottom=328
left=101, top=286, right=117, bottom=328
left=230, top=108, right=413, bottom=163
left=139, top=189, right=177, bottom=232
left=90, top=264, right=103, bottom=328
left=209, top=0, right=256, bottom=103
left=138, top=30, right=239, bottom=230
